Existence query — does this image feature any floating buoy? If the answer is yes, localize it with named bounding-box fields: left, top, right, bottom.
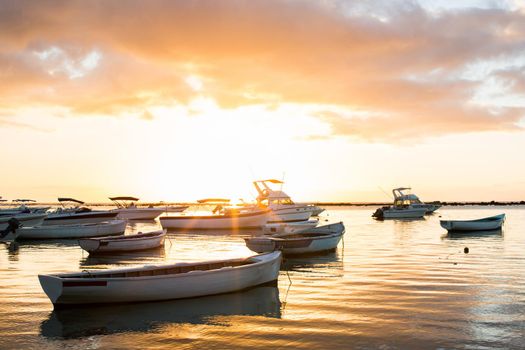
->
left=464, top=247, right=469, bottom=254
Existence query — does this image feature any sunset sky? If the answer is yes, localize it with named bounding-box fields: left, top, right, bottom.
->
left=1, top=0, right=525, bottom=203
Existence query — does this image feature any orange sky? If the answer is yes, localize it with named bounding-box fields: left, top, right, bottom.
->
left=1, top=0, right=525, bottom=202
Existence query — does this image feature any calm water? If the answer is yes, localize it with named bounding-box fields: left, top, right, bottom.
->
left=1, top=206, right=524, bottom=349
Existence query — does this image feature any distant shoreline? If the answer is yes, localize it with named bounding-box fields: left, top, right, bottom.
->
left=2, top=201, right=525, bottom=207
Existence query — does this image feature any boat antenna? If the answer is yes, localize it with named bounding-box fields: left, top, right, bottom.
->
left=378, top=186, right=393, bottom=200
left=280, top=172, right=285, bottom=191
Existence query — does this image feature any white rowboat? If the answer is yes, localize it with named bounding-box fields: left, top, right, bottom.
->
left=245, top=222, right=345, bottom=255
left=17, top=220, right=127, bottom=239
left=440, top=214, right=505, bottom=232
left=38, top=251, right=282, bottom=306
left=78, top=229, right=166, bottom=254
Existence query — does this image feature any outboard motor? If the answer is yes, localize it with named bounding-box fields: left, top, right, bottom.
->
left=0, top=218, right=20, bottom=238
left=372, top=208, right=384, bottom=219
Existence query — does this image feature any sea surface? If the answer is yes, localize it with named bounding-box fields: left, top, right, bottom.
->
left=0, top=206, right=524, bottom=349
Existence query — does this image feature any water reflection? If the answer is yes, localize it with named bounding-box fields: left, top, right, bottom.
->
left=444, top=229, right=503, bottom=240
left=40, top=285, right=281, bottom=339
left=281, top=250, right=344, bottom=279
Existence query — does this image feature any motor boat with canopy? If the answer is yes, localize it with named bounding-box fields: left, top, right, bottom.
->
left=109, top=197, right=164, bottom=220
left=372, top=188, right=427, bottom=219
left=44, top=198, right=118, bottom=226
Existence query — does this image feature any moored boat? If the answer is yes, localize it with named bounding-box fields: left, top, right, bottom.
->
left=391, top=188, right=441, bottom=214
left=0, top=213, right=47, bottom=230
left=253, top=179, right=314, bottom=223
left=17, top=220, right=127, bottom=239
left=160, top=208, right=271, bottom=230
left=109, top=197, right=164, bottom=220
left=372, top=188, right=427, bottom=219
left=246, top=222, right=345, bottom=255
left=38, top=251, right=282, bottom=306
left=78, top=229, right=166, bottom=253
left=440, top=214, right=505, bottom=232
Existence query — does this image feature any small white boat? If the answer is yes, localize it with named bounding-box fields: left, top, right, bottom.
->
left=38, top=251, right=282, bottom=306
left=245, top=222, right=345, bottom=255
left=0, top=213, right=47, bottom=230
left=440, top=214, right=505, bottom=232
left=391, top=188, right=441, bottom=214
left=109, top=197, right=165, bottom=220
left=263, top=219, right=319, bottom=234
left=160, top=208, right=270, bottom=230
left=78, top=229, right=166, bottom=254
left=17, top=220, right=127, bottom=239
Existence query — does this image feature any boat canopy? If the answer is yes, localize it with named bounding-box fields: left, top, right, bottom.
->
left=109, top=196, right=139, bottom=201
left=197, top=198, right=231, bottom=204
left=14, top=199, right=37, bottom=202
left=58, top=198, right=85, bottom=205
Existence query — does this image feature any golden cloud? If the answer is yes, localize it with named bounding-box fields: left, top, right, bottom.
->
left=0, top=0, right=524, bottom=140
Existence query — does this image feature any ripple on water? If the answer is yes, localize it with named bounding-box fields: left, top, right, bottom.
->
left=0, top=206, right=524, bottom=349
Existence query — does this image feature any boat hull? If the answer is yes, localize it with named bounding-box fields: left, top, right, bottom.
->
left=79, top=230, right=166, bottom=253
left=267, top=206, right=312, bottom=223
left=373, top=206, right=426, bottom=219
left=44, top=211, right=118, bottom=226
left=440, top=214, right=505, bottom=232
left=160, top=210, right=270, bottom=230
left=0, top=213, right=47, bottom=230
left=17, top=220, right=127, bottom=239
left=38, top=251, right=282, bottom=305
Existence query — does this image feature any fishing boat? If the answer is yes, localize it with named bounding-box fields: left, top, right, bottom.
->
left=440, top=214, right=505, bottom=232
left=160, top=204, right=271, bottom=230
left=17, top=220, right=127, bottom=239
left=263, top=219, right=319, bottom=234
left=245, top=222, right=345, bottom=255
left=44, top=198, right=118, bottom=226
left=0, top=213, right=47, bottom=230
left=78, top=229, right=166, bottom=254
left=253, top=179, right=314, bottom=223
left=372, top=188, right=427, bottom=219
left=109, top=197, right=165, bottom=220
left=391, top=188, right=441, bottom=214
left=38, top=251, right=282, bottom=306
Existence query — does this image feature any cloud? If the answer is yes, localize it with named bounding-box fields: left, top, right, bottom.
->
left=0, top=0, right=524, bottom=140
